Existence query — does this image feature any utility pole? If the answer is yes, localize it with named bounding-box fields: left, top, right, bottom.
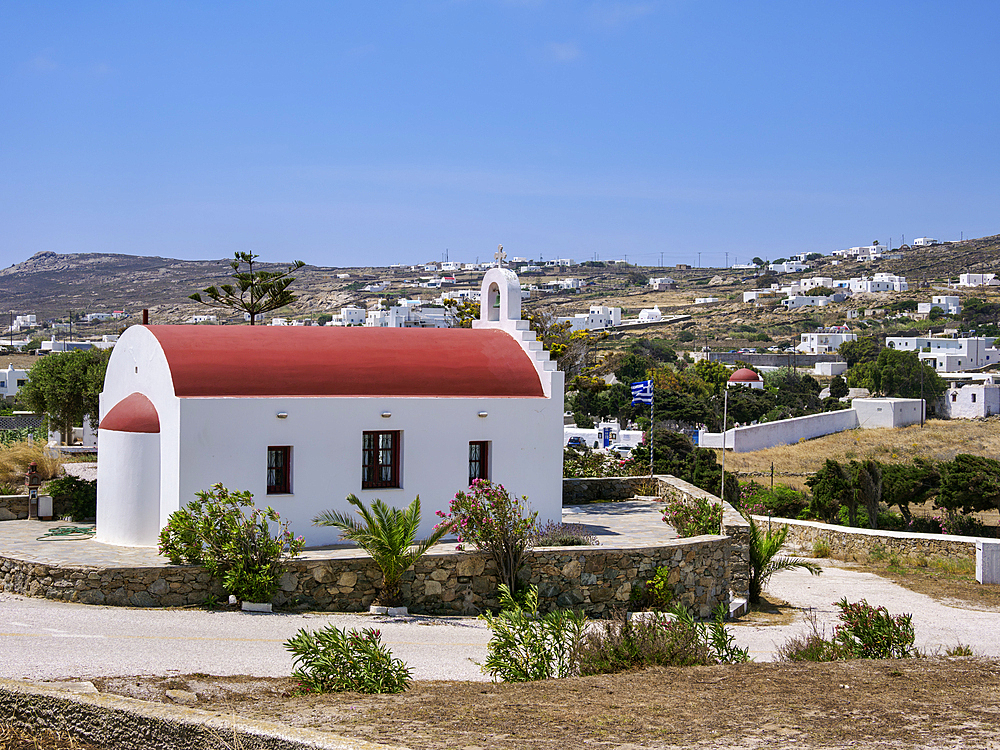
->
left=698, top=252, right=701, bottom=268
left=660, top=251, right=664, bottom=267
left=725, top=251, right=729, bottom=269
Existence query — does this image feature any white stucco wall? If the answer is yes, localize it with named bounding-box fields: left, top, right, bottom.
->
left=941, top=385, right=1000, bottom=419
left=699, top=409, right=860, bottom=453
left=172, top=394, right=563, bottom=547
left=96, top=430, right=161, bottom=546
left=852, top=398, right=924, bottom=428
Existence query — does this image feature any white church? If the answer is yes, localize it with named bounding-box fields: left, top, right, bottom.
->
left=96, top=268, right=564, bottom=547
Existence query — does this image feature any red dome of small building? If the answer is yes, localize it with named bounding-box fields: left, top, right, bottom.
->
left=729, top=368, right=762, bottom=383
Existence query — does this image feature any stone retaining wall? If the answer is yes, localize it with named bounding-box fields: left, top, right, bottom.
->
left=562, top=476, right=659, bottom=504
left=0, top=537, right=731, bottom=618
left=655, top=475, right=750, bottom=600
left=0, top=494, right=28, bottom=521
left=765, top=516, right=980, bottom=564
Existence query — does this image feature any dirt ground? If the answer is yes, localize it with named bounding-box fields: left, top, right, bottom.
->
left=80, top=658, right=1000, bottom=750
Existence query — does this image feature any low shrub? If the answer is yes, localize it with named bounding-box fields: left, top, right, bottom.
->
left=833, top=597, right=916, bottom=659
left=563, top=449, right=646, bottom=478
left=45, top=475, right=96, bottom=521
left=480, top=584, right=586, bottom=682
left=577, top=604, right=749, bottom=675
left=812, top=539, right=831, bottom=559
left=779, top=599, right=916, bottom=661
left=285, top=625, right=411, bottom=694
left=755, top=484, right=808, bottom=519
left=530, top=521, right=598, bottom=547
left=158, top=483, right=304, bottom=603
left=946, top=644, right=974, bottom=657
left=662, top=493, right=722, bottom=537
left=629, top=566, right=674, bottom=611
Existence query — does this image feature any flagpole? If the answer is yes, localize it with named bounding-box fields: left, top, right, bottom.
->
left=649, top=395, right=654, bottom=478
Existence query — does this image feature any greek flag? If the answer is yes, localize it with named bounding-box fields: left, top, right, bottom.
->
left=630, top=380, right=653, bottom=406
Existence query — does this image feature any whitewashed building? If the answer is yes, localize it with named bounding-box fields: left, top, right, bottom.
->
left=917, top=296, right=961, bottom=316
left=557, top=306, right=622, bottom=332
left=886, top=335, right=1000, bottom=372
left=797, top=327, right=857, bottom=354
left=326, top=306, right=366, bottom=326
left=912, top=237, right=938, bottom=247
left=849, top=274, right=908, bottom=293
left=637, top=306, right=663, bottom=323
left=941, top=379, right=1000, bottom=419
left=957, top=273, right=999, bottom=287
left=0, top=364, right=29, bottom=401
left=96, top=268, right=564, bottom=548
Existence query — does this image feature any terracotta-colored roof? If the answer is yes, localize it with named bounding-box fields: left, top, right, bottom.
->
left=729, top=367, right=763, bottom=383
left=100, top=392, right=160, bottom=433
left=141, top=325, right=545, bottom=398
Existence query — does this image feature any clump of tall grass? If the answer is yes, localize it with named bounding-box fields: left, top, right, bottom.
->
left=0, top=440, right=61, bottom=484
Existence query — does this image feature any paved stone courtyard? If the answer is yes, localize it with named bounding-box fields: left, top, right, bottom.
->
left=0, top=498, right=677, bottom=571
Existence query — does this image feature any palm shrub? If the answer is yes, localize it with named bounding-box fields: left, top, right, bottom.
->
left=480, top=584, right=586, bottom=682
left=747, top=515, right=821, bottom=605
left=313, top=494, right=452, bottom=607
left=285, top=624, right=411, bottom=694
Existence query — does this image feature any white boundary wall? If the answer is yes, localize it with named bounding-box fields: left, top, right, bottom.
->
left=699, top=410, right=859, bottom=452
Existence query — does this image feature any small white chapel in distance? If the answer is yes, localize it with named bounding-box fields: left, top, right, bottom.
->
left=95, top=268, right=564, bottom=547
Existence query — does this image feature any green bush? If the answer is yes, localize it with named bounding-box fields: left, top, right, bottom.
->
left=285, top=625, right=411, bottom=694
left=439, top=480, right=538, bottom=595
left=630, top=565, right=675, bottom=611
left=833, top=597, right=916, bottom=659
left=577, top=604, right=749, bottom=675
left=46, top=475, right=97, bottom=521
left=480, top=585, right=586, bottom=682
left=158, top=483, right=304, bottom=603
left=661, top=493, right=722, bottom=537
left=779, top=599, right=916, bottom=661
left=755, top=484, right=808, bottom=519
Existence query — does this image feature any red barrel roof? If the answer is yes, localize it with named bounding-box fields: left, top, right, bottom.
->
left=141, top=325, right=545, bottom=398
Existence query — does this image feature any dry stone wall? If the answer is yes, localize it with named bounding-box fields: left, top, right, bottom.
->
left=562, top=477, right=658, bottom=504
left=0, top=538, right=731, bottom=618
left=0, top=495, right=28, bottom=521
left=769, top=516, right=979, bottom=564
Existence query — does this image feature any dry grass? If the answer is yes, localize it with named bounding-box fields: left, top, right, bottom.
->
left=0, top=723, right=101, bottom=749
left=717, top=419, right=1000, bottom=488
left=0, top=440, right=61, bottom=484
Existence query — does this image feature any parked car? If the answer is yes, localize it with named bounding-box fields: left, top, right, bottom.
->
left=608, top=443, right=634, bottom=458
left=566, top=436, right=587, bottom=448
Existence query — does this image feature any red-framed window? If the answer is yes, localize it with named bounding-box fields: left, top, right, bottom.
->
left=469, top=441, right=489, bottom=485
left=267, top=446, right=291, bottom=494
left=363, top=431, right=400, bottom=489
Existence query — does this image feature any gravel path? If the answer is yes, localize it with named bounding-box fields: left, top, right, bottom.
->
left=731, top=560, right=1000, bottom=660
left=2, top=561, right=997, bottom=683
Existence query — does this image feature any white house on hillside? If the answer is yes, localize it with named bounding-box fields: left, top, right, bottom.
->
left=557, top=306, right=621, bottom=332
left=917, top=296, right=961, bottom=316
left=797, top=327, right=857, bottom=354
left=957, top=273, right=999, bottom=287
left=96, top=268, right=564, bottom=548
left=886, top=335, right=1000, bottom=372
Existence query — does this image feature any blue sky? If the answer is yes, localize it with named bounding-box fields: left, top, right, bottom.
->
left=2, top=1, right=998, bottom=269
